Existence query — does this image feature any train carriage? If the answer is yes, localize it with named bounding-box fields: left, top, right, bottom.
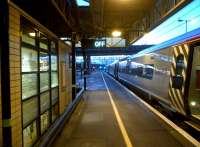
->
left=108, top=27, right=200, bottom=123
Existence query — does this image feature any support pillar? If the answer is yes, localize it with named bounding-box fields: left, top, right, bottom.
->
left=86, top=55, right=91, bottom=74
left=71, top=32, right=76, bottom=101
left=81, top=38, right=88, bottom=90
left=0, top=0, right=12, bottom=146
left=83, top=54, right=87, bottom=90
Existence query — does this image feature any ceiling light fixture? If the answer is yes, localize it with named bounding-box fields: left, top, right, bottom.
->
left=112, top=30, right=122, bottom=37
left=29, top=32, right=36, bottom=37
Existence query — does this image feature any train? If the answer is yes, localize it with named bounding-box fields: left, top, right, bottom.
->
left=107, top=27, right=200, bottom=125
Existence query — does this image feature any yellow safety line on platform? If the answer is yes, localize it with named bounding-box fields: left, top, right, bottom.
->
left=101, top=72, right=133, bottom=147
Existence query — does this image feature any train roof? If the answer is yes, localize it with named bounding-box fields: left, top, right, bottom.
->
left=130, top=27, right=200, bottom=59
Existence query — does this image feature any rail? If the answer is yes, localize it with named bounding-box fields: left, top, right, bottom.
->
left=38, top=88, right=85, bottom=147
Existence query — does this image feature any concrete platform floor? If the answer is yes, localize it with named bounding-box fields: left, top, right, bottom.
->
left=52, top=71, right=190, bottom=147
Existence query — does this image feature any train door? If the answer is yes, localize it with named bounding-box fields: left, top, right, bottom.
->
left=187, top=42, right=200, bottom=120
left=168, top=45, right=190, bottom=115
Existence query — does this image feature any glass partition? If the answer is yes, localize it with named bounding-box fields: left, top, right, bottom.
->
left=23, top=121, right=37, bottom=147
left=22, top=97, right=38, bottom=126
left=39, top=34, right=48, bottom=50
left=40, top=111, right=50, bottom=134
left=51, top=55, right=57, bottom=71
left=51, top=88, right=58, bottom=105
left=51, top=72, right=58, bottom=88
left=21, top=24, right=36, bottom=46
left=52, top=104, right=59, bottom=122
left=40, top=52, right=49, bottom=71
left=22, top=74, right=37, bottom=100
left=40, top=72, right=49, bottom=92
left=21, top=18, right=59, bottom=147
left=21, top=47, right=38, bottom=72
left=40, top=92, right=50, bottom=113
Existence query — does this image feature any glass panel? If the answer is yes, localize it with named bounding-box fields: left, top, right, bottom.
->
left=22, top=26, right=36, bottom=46
left=22, top=74, right=37, bottom=99
left=40, top=73, right=49, bottom=92
left=23, top=121, right=37, bottom=147
left=40, top=111, right=50, bottom=134
left=51, top=41, right=56, bottom=54
left=52, top=104, right=59, bottom=122
left=51, top=88, right=58, bottom=105
left=22, top=47, right=38, bottom=72
left=23, top=97, right=38, bottom=126
left=51, top=72, right=58, bottom=88
left=40, top=92, right=50, bottom=113
left=188, top=45, right=200, bottom=120
left=40, top=34, right=48, bottom=50
left=51, top=55, right=57, bottom=71
left=40, top=52, right=49, bottom=71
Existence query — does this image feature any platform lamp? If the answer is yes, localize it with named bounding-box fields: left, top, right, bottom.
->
left=178, top=19, right=188, bottom=33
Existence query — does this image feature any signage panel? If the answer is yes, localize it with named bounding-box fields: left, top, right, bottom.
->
left=94, top=40, right=106, bottom=48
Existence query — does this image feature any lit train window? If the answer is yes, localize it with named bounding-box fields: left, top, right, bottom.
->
left=136, top=66, right=143, bottom=77
left=131, top=68, right=137, bottom=75
left=143, top=64, right=154, bottom=79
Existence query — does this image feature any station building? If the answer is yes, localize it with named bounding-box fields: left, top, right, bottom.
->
left=0, top=1, right=79, bottom=147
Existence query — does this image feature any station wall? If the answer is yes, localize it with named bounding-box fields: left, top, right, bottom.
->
left=9, top=6, right=22, bottom=147
left=0, top=72, right=2, bottom=146
left=58, top=41, right=72, bottom=114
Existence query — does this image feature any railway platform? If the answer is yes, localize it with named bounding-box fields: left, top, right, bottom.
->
left=52, top=71, right=198, bottom=147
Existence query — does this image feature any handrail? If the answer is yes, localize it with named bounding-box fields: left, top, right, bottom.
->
left=38, top=88, right=84, bottom=147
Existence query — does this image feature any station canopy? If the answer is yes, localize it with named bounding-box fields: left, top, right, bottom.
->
left=133, top=0, right=200, bottom=45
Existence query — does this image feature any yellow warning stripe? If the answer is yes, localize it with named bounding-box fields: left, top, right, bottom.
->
left=101, top=72, right=133, bottom=147
left=183, top=44, right=189, bottom=55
